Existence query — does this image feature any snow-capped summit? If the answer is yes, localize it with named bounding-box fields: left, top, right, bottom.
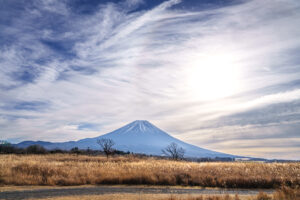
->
left=116, top=120, right=156, bottom=133
left=16, top=120, right=236, bottom=158
left=106, top=120, right=169, bottom=136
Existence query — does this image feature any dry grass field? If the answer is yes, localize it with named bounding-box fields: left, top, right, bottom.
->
left=0, top=154, right=299, bottom=189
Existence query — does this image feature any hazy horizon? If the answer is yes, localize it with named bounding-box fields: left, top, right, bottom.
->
left=1, top=0, right=300, bottom=160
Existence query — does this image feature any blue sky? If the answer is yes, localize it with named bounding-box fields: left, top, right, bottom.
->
left=0, top=0, right=300, bottom=159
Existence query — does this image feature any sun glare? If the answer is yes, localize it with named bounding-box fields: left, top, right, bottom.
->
left=186, top=53, right=242, bottom=101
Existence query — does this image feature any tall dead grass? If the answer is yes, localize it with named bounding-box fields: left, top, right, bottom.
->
left=0, top=154, right=299, bottom=188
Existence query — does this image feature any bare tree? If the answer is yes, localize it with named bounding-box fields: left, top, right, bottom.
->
left=97, top=138, right=115, bottom=158
left=162, top=142, right=185, bottom=160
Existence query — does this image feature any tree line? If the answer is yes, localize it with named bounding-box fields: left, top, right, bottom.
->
left=97, top=138, right=185, bottom=160
left=0, top=140, right=237, bottom=162
left=0, top=139, right=186, bottom=160
left=0, top=142, right=129, bottom=155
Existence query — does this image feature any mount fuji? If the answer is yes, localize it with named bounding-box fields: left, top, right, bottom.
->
left=16, top=120, right=236, bottom=158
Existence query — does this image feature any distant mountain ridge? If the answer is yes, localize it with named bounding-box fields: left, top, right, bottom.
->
left=16, top=120, right=237, bottom=158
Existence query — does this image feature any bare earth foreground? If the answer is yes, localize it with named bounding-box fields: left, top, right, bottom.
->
left=0, top=185, right=275, bottom=200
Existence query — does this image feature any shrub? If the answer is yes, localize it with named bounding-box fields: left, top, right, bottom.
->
left=26, top=145, right=47, bottom=154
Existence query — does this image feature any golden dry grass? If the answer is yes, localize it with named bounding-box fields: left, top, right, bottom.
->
left=0, top=154, right=299, bottom=188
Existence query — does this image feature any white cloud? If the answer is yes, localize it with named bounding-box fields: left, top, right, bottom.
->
left=1, top=0, right=300, bottom=159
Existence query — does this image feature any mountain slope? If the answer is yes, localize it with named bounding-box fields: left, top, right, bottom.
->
left=16, top=120, right=236, bottom=158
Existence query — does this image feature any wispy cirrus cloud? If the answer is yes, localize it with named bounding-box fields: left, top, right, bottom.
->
left=0, top=0, right=300, bottom=159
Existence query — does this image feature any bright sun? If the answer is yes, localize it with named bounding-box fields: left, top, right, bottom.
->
left=185, top=52, right=242, bottom=101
